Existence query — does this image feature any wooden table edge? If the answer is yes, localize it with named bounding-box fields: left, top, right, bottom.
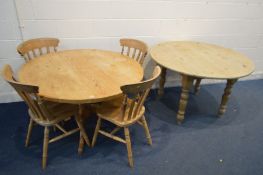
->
left=17, top=49, right=144, bottom=104
left=150, top=54, right=255, bottom=80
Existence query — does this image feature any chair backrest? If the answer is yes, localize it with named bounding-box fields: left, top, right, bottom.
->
left=17, top=38, right=60, bottom=62
left=120, top=38, right=148, bottom=65
left=1, top=65, right=52, bottom=122
left=120, top=66, right=161, bottom=122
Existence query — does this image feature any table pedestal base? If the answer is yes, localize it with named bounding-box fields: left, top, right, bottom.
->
left=76, top=104, right=91, bottom=155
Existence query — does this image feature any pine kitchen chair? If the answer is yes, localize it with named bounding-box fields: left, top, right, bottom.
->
left=17, top=38, right=59, bottom=62
left=120, top=38, right=148, bottom=66
left=91, top=66, right=161, bottom=167
left=1, top=64, right=90, bottom=169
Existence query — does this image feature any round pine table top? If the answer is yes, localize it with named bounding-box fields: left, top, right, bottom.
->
left=150, top=41, right=255, bottom=79
left=18, top=49, right=143, bottom=104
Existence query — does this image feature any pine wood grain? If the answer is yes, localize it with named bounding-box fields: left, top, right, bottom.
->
left=18, top=49, right=144, bottom=104
left=150, top=41, right=254, bottom=79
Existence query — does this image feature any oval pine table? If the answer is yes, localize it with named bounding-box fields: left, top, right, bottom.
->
left=18, top=49, right=143, bottom=152
left=150, top=41, right=255, bottom=124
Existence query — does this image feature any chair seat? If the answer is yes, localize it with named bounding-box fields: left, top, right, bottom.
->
left=29, top=101, right=78, bottom=126
left=96, top=99, right=145, bottom=126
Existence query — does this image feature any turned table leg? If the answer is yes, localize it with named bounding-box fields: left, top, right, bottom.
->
left=177, top=75, right=194, bottom=124
left=194, top=78, right=202, bottom=94
left=158, top=67, right=167, bottom=97
left=218, top=79, right=238, bottom=116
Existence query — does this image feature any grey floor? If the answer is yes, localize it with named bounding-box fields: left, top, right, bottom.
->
left=0, top=79, right=262, bottom=175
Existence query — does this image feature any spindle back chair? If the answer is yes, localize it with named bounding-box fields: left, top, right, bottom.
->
left=119, top=66, right=161, bottom=124
left=120, top=38, right=148, bottom=65
left=1, top=64, right=90, bottom=169
left=92, top=66, right=161, bottom=167
left=17, top=38, right=59, bottom=62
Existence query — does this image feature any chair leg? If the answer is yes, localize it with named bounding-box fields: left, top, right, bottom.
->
left=42, top=126, right=49, bottom=169
left=25, top=118, right=34, bottom=147
left=141, top=116, right=152, bottom=145
left=124, top=127, right=134, bottom=168
left=91, top=118, right=101, bottom=147
left=78, top=132, right=85, bottom=155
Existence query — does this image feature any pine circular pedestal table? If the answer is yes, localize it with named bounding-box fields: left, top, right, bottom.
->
left=18, top=49, right=143, bottom=152
left=150, top=41, right=255, bottom=124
